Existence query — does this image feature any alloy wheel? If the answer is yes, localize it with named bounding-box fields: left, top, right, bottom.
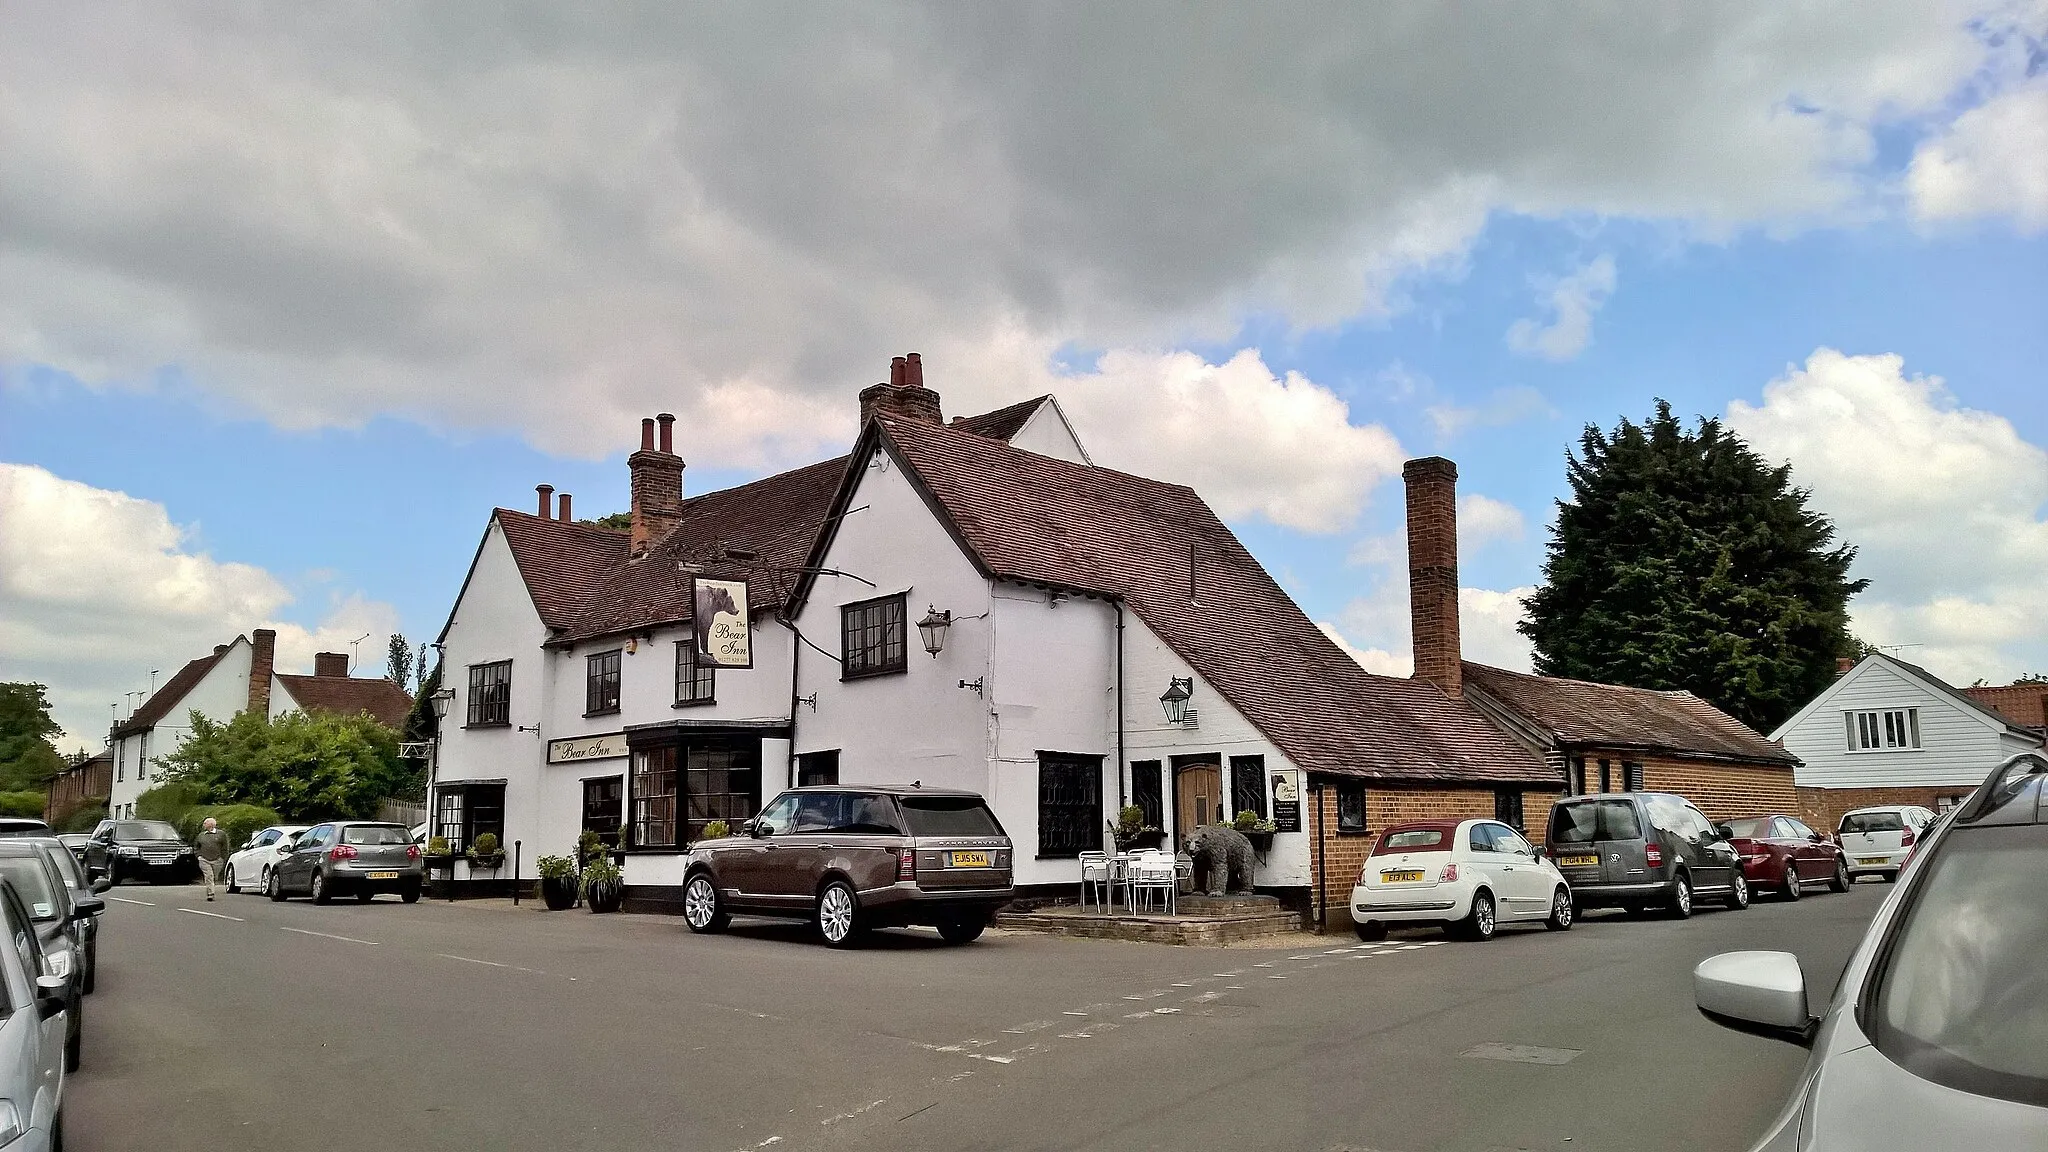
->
left=817, top=883, right=858, bottom=946
left=225, top=865, right=238, bottom=894
left=310, top=871, right=328, bottom=904
left=1671, top=875, right=1692, bottom=918
left=1830, top=859, right=1850, bottom=893
left=683, top=875, right=724, bottom=932
left=1547, top=887, right=1573, bottom=930
left=1783, top=863, right=1803, bottom=901
left=1729, top=873, right=1750, bottom=910
left=1469, top=892, right=1496, bottom=940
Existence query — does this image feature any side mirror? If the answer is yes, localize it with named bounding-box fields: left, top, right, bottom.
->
left=1715, top=824, right=1734, bottom=840
left=1694, top=951, right=1816, bottom=1047
left=72, top=896, right=104, bottom=918
left=749, top=821, right=772, bottom=839
left=35, top=974, right=67, bottom=1020
left=1531, top=845, right=1546, bottom=859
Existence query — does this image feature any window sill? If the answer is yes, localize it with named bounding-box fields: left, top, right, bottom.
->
left=462, top=722, right=511, bottom=730
left=672, top=698, right=718, bottom=709
left=584, top=707, right=622, bottom=719
left=1336, top=826, right=1371, bottom=837
left=841, top=666, right=908, bottom=682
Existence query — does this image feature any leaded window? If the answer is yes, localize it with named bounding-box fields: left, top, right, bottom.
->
left=1229, top=755, right=1266, bottom=820
left=840, top=593, right=907, bottom=678
left=674, top=640, right=715, bottom=705
left=466, top=661, right=511, bottom=727
left=1037, top=753, right=1103, bottom=858
left=586, top=650, right=622, bottom=715
left=1335, top=780, right=1366, bottom=832
left=632, top=746, right=678, bottom=849
left=1130, top=760, right=1164, bottom=830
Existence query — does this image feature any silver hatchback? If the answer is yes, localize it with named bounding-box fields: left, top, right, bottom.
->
left=1695, top=751, right=2048, bottom=1148
left=269, top=821, right=425, bottom=904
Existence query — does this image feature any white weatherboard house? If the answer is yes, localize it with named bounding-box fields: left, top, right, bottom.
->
left=1772, top=652, right=2045, bottom=832
left=106, top=630, right=412, bottom=818
left=431, top=355, right=1560, bottom=913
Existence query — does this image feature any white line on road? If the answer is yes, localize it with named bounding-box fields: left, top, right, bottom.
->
left=278, top=926, right=378, bottom=945
left=108, top=896, right=155, bottom=906
left=179, top=907, right=243, bottom=921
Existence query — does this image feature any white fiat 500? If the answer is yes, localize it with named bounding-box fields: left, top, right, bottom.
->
left=1349, top=818, right=1575, bottom=942
left=224, top=825, right=309, bottom=895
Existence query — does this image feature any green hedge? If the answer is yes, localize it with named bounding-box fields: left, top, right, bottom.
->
left=136, top=783, right=207, bottom=824
left=57, top=800, right=107, bottom=833
left=175, top=804, right=283, bottom=848
left=0, top=791, right=46, bottom=819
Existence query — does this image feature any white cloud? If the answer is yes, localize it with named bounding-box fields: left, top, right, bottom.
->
left=1506, top=254, right=1617, bottom=361
left=1317, top=621, right=1410, bottom=677
left=1330, top=513, right=1538, bottom=676
left=0, top=464, right=401, bottom=745
left=1908, top=79, right=2048, bottom=232
left=0, top=3, right=2013, bottom=464
left=1424, top=385, right=1555, bottom=440
left=1725, top=348, right=2048, bottom=684
left=1458, top=494, right=1528, bottom=550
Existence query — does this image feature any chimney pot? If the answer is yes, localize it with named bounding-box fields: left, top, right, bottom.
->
left=640, top=417, right=656, bottom=452
left=536, top=483, right=554, bottom=516
left=557, top=492, right=573, bottom=521
left=859, top=354, right=944, bottom=427
left=313, top=652, right=350, bottom=678
left=904, top=352, right=923, bottom=387
left=890, top=356, right=907, bottom=387
left=656, top=412, right=675, bottom=455
left=1403, top=456, right=1462, bottom=695
left=1837, top=656, right=1856, bottom=676
left=214, top=644, right=229, bottom=656
left=628, top=416, right=686, bottom=556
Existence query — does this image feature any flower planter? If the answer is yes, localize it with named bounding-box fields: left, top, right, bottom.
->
left=468, top=853, right=505, bottom=871
left=1244, top=830, right=1276, bottom=856
left=540, top=874, right=579, bottom=911
left=585, top=879, right=622, bottom=913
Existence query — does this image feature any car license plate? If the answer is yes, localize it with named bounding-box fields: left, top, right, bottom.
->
left=949, top=851, right=991, bottom=868
left=367, top=871, right=399, bottom=880
left=1856, top=857, right=1885, bottom=866
left=1562, top=854, right=1599, bottom=867
left=1380, top=869, right=1424, bottom=883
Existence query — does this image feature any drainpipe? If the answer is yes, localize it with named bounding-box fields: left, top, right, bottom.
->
left=1313, top=777, right=1327, bottom=933
left=780, top=614, right=801, bottom=789
left=1114, top=598, right=1127, bottom=812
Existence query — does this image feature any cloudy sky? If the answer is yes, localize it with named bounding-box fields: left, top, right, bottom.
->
left=4, top=2, right=2045, bottom=746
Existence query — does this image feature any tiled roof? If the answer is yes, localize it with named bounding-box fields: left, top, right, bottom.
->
left=494, top=511, right=631, bottom=632
left=554, top=456, right=848, bottom=644
left=275, top=675, right=413, bottom=728
left=868, top=416, right=1554, bottom=785
left=949, top=396, right=1049, bottom=441
left=111, top=648, right=232, bottom=738
left=1460, top=662, right=1796, bottom=766
left=1962, top=682, right=2048, bottom=729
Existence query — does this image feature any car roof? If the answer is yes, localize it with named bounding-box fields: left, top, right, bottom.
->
left=1843, top=804, right=1923, bottom=815
left=784, top=785, right=986, bottom=799
left=1378, top=819, right=1470, bottom=839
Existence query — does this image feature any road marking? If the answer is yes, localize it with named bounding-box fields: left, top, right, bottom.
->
left=1061, top=1010, right=1089, bottom=1016
left=1214, top=971, right=1240, bottom=977
left=279, top=926, right=378, bottom=945
left=1462, top=1043, right=1582, bottom=1065
left=435, top=953, right=552, bottom=977
left=179, top=907, right=243, bottom=921
left=108, top=896, right=155, bottom=907
left=1170, top=981, right=1194, bottom=987
left=821, top=1099, right=888, bottom=1127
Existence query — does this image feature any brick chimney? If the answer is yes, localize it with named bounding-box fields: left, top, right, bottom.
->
left=248, top=628, right=277, bottom=716
left=1836, top=656, right=1856, bottom=677
left=1404, top=457, right=1461, bottom=695
left=556, top=492, right=572, bottom=522
left=628, top=413, right=685, bottom=555
left=535, top=483, right=553, bottom=516
left=858, top=352, right=943, bottom=426
left=313, top=652, right=350, bottom=678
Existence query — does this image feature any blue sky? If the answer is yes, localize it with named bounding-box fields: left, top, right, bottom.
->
left=4, top=4, right=2046, bottom=742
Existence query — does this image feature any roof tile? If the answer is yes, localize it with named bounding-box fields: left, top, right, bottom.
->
left=1460, top=662, right=1795, bottom=765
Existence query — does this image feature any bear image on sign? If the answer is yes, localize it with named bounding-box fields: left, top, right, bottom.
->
left=692, top=578, right=752, bottom=668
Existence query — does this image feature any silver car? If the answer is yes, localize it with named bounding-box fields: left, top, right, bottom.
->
left=1695, top=751, right=2048, bottom=1149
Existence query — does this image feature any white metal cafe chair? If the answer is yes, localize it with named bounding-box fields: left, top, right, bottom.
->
left=1079, top=851, right=1113, bottom=912
left=1127, top=851, right=1178, bottom=915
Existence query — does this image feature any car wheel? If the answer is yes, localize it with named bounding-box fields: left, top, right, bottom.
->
left=1828, top=858, right=1850, bottom=893
left=1781, top=863, right=1803, bottom=901
left=815, top=880, right=863, bottom=948
left=224, top=864, right=238, bottom=894
left=937, top=914, right=988, bottom=945
left=1461, top=890, right=1497, bottom=941
left=1884, top=869, right=1899, bottom=883
left=267, top=870, right=285, bottom=901
left=310, top=871, right=331, bottom=905
left=1354, top=919, right=1387, bottom=943
left=1668, top=874, right=1693, bottom=919
left=682, top=873, right=729, bottom=933
left=356, top=890, right=373, bottom=903
left=64, top=997, right=80, bottom=1072
left=1727, top=872, right=1750, bottom=910
left=81, top=947, right=95, bottom=996
left=1546, top=886, right=1574, bottom=930
left=401, top=883, right=422, bottom=904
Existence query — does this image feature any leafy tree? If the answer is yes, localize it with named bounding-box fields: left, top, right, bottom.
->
left=1520, top=401, right=1867, bottom=733
left=413, top=646, right=428, bottom=696
left=403, top=660, right=442, bottom=746
left=156, top=708, right=421, bottom=822
left=581, top=512, right=632, bottom=531
left=0, top=682, right=68, bottom=792
left=386, top=633, right=412, bottom=689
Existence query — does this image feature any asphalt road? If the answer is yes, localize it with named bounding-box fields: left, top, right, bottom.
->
left=70, top=880, right=1889, bottom=1152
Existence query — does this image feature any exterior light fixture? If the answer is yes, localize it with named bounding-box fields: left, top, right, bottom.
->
left=958, top=677, right=985, bottom=697
left=428, top=687, right=455, bottom=722
left=1159, top=677, right=1194, bottom=724
left=916, top=606, right=952, bottom=657
left=795, top=692, right=818, bottom=711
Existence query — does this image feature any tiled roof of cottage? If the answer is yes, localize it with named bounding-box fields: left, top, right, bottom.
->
left=111, top=648, right=232, bottom=738
left=1460, top=662, right=1796, bottom=766
left=949, top=396, right=1049, bottom=441
left=274, top=674, right=413, bottom=728
left=861, top=415, right=1554, bottom=785
left=1961, top=682, right=2048, bottom=729
left=493, top=511, right=631, bottom=632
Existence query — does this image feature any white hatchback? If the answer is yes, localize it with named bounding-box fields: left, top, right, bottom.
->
left=225, top=825, right=309, bottom=896
left=1349, top=818, right=1575, bottom=942
left=1836, top=806, right=1935, bottom=882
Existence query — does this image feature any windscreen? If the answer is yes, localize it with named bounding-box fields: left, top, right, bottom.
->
left=1372, top=829, right=1446, bottom=855
left=1867, top=824, right=2048, bottom=1107
left=116, top=820, right=181, bottom=840
left=0, top=859, right=59, bottom=921
left=1548, top=800, right=1643, bottom=845
left=1722, top=818, right=1773, bottom=838
left=1841, top=811, right=1907, bottom=833
left=898, top=797, right=1002, bottom=838
left=340, top=825, right=412, bottom=846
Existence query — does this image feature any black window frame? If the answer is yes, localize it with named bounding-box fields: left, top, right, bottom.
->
left=1130, top=760, right=1164, bottom=830
left=1229, top=755, right=1267, bottom=820
left=581, top=775, right=623, bottom=847
left=796, top=749, right=840, bottom=788
left=1335, top=780, right=1366, bottom=833
left=1494, top=789, right=1525, bottom=832
left=1623, top=761, right=1645, bottom=791
left=673, top=640, right=715, bottom=707
left=628, top=736, right=763, bottom=851
left=433, top=782, right=504, bottom=855
left=1037, top=752, right=1103, bottom=858
left=466, top=661, right=512, bottom=727
left=630, top=746, right=679, bottom=850
left=840, top=593, right=908, bottom=680
left=585, top=649, right=622, bottom=716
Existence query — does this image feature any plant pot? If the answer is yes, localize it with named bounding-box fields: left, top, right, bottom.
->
left=540, top=874, right=579, bottom=911
left=469, top=852, right=505, bottom=871
left=585, top=878, right=622, bottom=913
left=1244, top=830, right=1276, bottom=855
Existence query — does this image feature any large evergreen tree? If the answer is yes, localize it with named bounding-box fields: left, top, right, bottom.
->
left=0, top=682, right=68, bottom=792
left=1519, top=401, right=1866, bottom=733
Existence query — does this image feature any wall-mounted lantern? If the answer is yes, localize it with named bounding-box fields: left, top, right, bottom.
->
left=428, top=687, right=455, bottom=723
left=1159, top=677, right=1194, bottom=725
left=916, top=606, right=952, bottom=657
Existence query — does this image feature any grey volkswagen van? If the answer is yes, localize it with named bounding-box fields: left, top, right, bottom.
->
left=1545, top=791, right=1748, bottom=917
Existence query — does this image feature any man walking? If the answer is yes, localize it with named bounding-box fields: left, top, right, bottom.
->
left=194, top=817, right=230, bottom=901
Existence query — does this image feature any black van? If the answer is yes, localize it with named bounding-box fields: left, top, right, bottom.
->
left=1545, top=792, right=1747, bottom=918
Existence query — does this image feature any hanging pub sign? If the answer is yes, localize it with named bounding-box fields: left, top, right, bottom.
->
left=692, top=577, right=753, bottom=668
left=1270, top=769, right=1302, bottom=833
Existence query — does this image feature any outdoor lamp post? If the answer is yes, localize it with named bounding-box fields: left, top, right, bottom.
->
left=916, top=606, right=952, bottom=657
left=1159, top=677, right=1193, bottom=724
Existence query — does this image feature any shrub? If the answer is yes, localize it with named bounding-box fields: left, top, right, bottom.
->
left=536, top=854, right=575, bottom=880
left=426, top=836, right=450, bottom=857
left=58, top=800, right=108, bottom=833
left=137, top=782, right=207, bottom=825
left=177, top=803, right=284, bottom=847
left=1231, top=810, right=1277, bottom=834
left=469, top=832, right=501, bottom=859
left=576, top=830, right=606, bottom=863
left=700, top=819, right=730, bottom=841
left=581, top=854, right=622, bottom=894
left=0, top=791, right=46, bottom=819
left=156, top=708, right=413, bottom=821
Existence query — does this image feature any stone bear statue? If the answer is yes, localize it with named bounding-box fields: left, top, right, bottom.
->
left=1184, top=824, right=1257, bottom=896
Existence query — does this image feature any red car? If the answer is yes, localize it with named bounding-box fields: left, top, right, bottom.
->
left=1716, top=814, right=1849, bottom=900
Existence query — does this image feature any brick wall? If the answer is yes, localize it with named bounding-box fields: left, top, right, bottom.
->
left=1306, top=782, right=1501, bottom=930
left=44, top=756, right=110, bottom=826
left=1634, top=755, right=1796, bottom=821
left=1796, top=785, right=1969, bottom=834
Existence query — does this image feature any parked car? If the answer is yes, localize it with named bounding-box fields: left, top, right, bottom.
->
left=681, top=786, right=1014, bottom=947
left=1836, top=805, right=1936, bottom=883
left=0, top=876, right=71, bottom=1150
left=224, top=824, right=309, bottom=896
left=82, top=819, right=197, bottom=885
left=1717, top=815, right=1850, bottom=900
left=1350, top=818, right=1574, bottom=942
left=23, top=841, right=100, bottom=996
left=1546, top=792, right=1749, bottom=917
left=1694, top=752, right=2048, bottom=1149
left=0, top=819, right=52, bottom=839
left=268, top=822, right=424, bottom=903
left=0, top=845, right=88, bottom=1072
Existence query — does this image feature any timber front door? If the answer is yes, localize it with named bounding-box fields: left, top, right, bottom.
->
left=1174, top=758, right=1222, bottom=846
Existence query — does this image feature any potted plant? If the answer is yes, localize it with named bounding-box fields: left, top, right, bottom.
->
left=1232, top=809, right=1280, bottom=855
left=582, top=854, right=623, bottom=913
left=1111, top=805, right=1166, bottom=852
left=700, top=819, right=730, bottom=842
left=537, top=854, right=578, bottom=910
left=467, top=831, right=504, bottom=870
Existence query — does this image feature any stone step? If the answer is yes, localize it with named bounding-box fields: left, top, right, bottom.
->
left=1176, top=893, right=1283, bottom=916
left=996, top=909, right=1303, bottom=946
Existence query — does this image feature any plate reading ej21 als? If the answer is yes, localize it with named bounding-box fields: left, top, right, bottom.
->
left=1380, top=869, right=1424, bottom=883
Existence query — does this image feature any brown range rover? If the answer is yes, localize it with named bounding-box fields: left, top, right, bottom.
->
left=681, top=785, right=1014, bottom=947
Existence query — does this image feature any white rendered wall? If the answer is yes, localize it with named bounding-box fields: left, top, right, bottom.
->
left=109, top=638, right=255, bottom=814
left=1005, top=404, right=1090, bottom=464
left=1781, top=658, right=2040, bottom=789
